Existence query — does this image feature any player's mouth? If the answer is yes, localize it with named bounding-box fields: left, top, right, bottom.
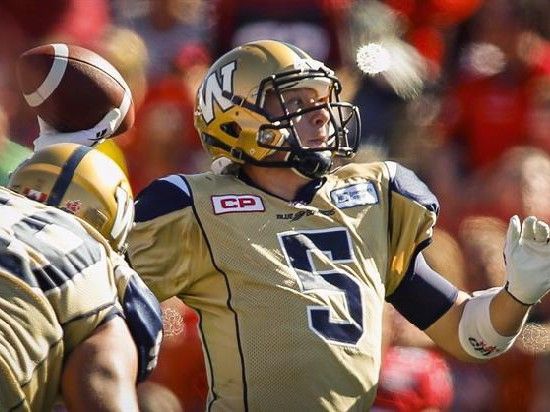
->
left=304, top=135, right=329, bottom=148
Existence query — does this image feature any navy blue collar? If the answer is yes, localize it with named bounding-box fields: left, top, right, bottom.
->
left=237, top=169, right=325, bottom=204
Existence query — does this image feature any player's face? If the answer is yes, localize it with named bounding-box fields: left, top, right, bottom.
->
left=264, top=87, right=331, bottom=150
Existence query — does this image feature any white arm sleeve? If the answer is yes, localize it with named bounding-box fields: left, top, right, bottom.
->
left=458, top=287, right=522, bottom=359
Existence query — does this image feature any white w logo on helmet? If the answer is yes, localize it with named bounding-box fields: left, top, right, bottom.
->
left=200, top=61, right=236, bottom=124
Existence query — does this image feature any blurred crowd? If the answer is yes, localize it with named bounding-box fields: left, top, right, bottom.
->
left=1, top=0, right=549, bottom=411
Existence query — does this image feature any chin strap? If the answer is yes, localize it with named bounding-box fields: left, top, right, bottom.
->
left=287, top=150, right=332, bottom=179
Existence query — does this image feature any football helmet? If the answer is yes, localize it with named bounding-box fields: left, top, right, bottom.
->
left=8, top=143, right=134, bottom=252
left=194, top=40, right=361, bottom=178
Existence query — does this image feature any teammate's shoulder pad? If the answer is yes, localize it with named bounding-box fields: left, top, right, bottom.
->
left=134, top=175, right=192, bottom=222
left=385, top=161, right=439, bottom=213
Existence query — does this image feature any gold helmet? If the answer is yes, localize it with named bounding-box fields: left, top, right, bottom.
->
left=8, top=143, right=134, bottom=252
left=194, top=40, right=361, bottom=178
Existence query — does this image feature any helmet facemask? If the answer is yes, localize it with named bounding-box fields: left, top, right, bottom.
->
left=253, top=69, right=361, bottom=178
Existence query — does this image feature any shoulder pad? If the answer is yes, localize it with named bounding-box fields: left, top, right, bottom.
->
left=134, top=175, right=192, bottom=222
left=386, top=161, right=439, bottom=214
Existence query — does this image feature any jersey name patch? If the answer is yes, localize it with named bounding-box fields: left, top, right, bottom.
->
left=330, top=182, right=379, bottom=209
left=212, top=194, right=265, bottom=214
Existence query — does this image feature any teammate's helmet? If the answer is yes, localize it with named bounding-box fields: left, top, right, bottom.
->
left=8, top=143, right=134, bottom=252
left=194, top=40, right=361, bottom=178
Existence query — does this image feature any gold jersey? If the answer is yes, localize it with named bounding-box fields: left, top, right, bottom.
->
left=0, top=187, right=123, bottom=411
left=128, top=161, right=438, bottom=411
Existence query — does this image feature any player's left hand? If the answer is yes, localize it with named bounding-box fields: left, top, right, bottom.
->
left=504, top=215, right=550, bottom=305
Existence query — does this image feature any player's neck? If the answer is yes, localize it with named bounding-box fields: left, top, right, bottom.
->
left=241, top=164, right=311, bottom=202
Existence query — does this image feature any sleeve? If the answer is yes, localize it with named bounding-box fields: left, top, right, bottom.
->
left=387, top=253, right=458, bottom=329
left=384, top=161, right=439, bottom=296
left=127, top=175, right=202, bottom=301
left=113, top=256, right=163, bottom=382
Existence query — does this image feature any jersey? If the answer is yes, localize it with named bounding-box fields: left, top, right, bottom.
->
left=128, top=161, right=438, bottom=411
left=0, top=187, right=161, bottom=411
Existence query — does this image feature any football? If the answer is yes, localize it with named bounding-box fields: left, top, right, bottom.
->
left=16, top=43, right=134, bottom=136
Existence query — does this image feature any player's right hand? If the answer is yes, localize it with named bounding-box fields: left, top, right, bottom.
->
left=504, top=215, right=550, bottom=305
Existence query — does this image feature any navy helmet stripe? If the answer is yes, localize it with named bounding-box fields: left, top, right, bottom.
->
left=47, top=145, right=93, bottom=207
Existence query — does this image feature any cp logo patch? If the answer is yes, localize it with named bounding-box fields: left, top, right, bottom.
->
left=211, top=194, right=265, bottom=215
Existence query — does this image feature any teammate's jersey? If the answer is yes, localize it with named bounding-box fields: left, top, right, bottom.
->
left=0, top=187, right=160, bottom=411
left=128, top=161, right=438, bottom=411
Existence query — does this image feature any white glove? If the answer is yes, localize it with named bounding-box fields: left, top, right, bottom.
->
left=33, top=108, right=122, bottom=151
left=504, top=215, right=550, bottom=305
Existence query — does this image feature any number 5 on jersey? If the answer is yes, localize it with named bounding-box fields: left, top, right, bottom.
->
left=278, top=227, right=364, bottom=345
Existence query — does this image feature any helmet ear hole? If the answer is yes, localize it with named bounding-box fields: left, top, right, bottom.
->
left=220, top=122, right=241, bottom=138
left=83, top=208, right=109, bottom=234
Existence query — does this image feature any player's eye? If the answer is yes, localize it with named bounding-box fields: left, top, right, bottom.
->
left=286, top=97, right=304, bottom=112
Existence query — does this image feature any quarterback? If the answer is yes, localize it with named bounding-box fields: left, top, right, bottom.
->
left=2, top=144, right=162, bottom=411
left=128, top=40, right=550, bottom=411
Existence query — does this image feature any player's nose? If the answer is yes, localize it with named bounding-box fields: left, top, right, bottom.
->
left=310, top=106, right=330, bottom=128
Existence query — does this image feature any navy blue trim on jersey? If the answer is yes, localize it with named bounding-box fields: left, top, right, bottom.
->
left=0, top=248, right=38, bottom=287
left=238, top=169, right=325, bottom=204
left=389, top=163, right=439, bottom=214
left=98, top=306, right=122, bottom=325
left=120, top=275, right=163, bottom=382
left=11, top=211, right=103, bottom=292
left=387, top=251, right=458, bottom=330
left=5, top=209, right=103, bottom=292
left=294, top=177, right=325, bottom=204
left=134, top=176, right=193, bottom=222
left=0, top=236, right=9, bottom=248
left=62, top=300, right=121, bottom=325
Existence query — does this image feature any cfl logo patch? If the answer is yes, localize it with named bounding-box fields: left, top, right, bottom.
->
left=212, top=194, right=265, bottom=214
left=330, top=182, right=378, bottom=209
